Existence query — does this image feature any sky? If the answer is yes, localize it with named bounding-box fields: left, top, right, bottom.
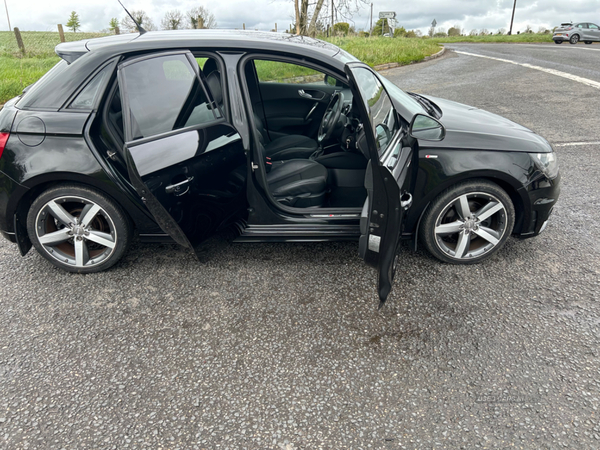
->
left=2, top=0, right=599, bottom=35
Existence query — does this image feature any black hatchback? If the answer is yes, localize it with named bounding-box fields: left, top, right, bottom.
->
left=0, top=31, right=560, bottom=305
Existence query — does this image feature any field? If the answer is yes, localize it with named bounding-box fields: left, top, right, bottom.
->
left=0, top=30, right=553, bottom=104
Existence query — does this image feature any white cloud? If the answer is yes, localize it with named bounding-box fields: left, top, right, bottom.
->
left=2, top=0, right=599, bottom=34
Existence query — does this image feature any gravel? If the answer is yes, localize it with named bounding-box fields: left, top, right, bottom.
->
left=1, top=43, right=599, bottom=449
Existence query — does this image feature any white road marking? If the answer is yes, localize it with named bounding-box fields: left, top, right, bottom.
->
left=553, top=141, right=600, bottom=147
left=454, top=50, right=600, bottom=90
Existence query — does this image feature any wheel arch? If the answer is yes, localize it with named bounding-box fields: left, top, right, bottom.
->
left=9, top=172, right=156, bottom=253
left=409, top=172, right=528, bottom=250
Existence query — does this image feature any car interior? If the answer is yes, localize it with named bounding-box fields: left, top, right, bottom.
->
left=101, top=54, right=370, bottom=213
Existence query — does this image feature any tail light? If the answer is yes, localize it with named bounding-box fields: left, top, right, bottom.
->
left=565, top=27, right=573, bottom=31
left=0, top=132, right=9, bottom=160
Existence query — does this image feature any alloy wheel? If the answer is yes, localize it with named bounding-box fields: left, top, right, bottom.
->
left=35, top=196, right=117, bottom=268
left=433, top=192, right=508, bottom=261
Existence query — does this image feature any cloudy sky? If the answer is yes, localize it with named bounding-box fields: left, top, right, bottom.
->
left=2, top=0, right=599, bottom=35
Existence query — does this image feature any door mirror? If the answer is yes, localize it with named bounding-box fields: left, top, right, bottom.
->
left=409, top=114, right=446, bottom=141
left=324, top=74, right=339, bottom=87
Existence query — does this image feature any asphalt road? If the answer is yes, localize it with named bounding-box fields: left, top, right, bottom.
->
left=1, top=43, right=599, bottom=449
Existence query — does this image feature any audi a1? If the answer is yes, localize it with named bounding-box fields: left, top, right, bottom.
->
left=0, top=30, right=560, bottom=305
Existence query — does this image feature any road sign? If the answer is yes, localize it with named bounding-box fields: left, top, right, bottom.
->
left=379, top=11, right=396, bottom=19
left=432, top=19, right=437, bottom=27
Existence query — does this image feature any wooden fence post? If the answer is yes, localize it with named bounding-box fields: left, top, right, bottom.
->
left=13, top=27, right=25, bottom=54
left=275, top=23, right=277, bottom=32
left=243, top=23, right=245, bottom=30
left=115, top=26, right=120, bottom=35
left=57, top=24, right=66, bottom=42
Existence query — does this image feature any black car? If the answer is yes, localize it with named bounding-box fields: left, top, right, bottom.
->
left=0, top=31, right=560, bottom=305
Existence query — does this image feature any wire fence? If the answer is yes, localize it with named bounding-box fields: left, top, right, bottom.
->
left=0, top=30, right=112, bottom=58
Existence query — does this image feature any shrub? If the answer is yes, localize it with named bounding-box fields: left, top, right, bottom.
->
left=333, top=22, right=350, bottom=36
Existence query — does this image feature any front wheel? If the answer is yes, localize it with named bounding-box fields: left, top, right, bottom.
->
left=570, top=34, right=580, bottom=44
left=27, top=184, right=132, bottom=273
left=420, top=180, right=515, bottom=265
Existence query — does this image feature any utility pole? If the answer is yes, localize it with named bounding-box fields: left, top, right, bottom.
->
left=370, top=3, right=373, bottom=35
left=331, top=0, right=335, bottom=29
left=3, top=0, right=11, bottom=31
left=508, top=0, right=517, bottom=35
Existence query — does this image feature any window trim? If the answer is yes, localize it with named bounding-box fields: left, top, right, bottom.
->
left=118, top=50, right=225, bottom=146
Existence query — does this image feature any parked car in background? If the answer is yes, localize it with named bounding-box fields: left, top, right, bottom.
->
left=553, top=22, right=600, bottom=44
left=0, top=31, right=560, bottom=306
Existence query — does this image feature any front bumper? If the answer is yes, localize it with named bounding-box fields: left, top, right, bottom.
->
left=516, top=173, right=561, bottom=239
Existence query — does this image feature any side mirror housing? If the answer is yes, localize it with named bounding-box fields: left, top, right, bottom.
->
left=409, top=114, right=446, bottom=141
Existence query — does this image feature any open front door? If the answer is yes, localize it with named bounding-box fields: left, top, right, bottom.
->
left=345, top=64, right=414, bottom=307
left=117, top=51, right=246, bottom=252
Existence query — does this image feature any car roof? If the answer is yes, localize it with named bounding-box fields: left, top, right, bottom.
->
left=55, top=30, right=358, bottom=68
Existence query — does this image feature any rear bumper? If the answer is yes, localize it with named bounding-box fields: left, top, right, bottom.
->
left=552, top=36, right=569, bottom=42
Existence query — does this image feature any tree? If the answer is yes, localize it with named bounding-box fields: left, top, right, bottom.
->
left=479, top=28, right=489, bottom=36
left=372, top=18, right=389, bottom=36
left=448, top=26, right=461, bottom=36
left=187, top=6, right=216, bottom=29
left=333, top=22, right=350, bottom=35
left=161, top=10, right=184, bottom=30
left=469, top=29, right=478, bottom=36
left=120, top=10, right=155, bottom=33
left=109, top=18, right=119, bottom=32
left=525, top=24, right=532, bottom=33
left=405, top=30, right=417, bottom=38
left=393, top=26, right=407, bottom=38
left=497, top=27, right=506, bottom=35
left=294, top=0, right=368, bottom=36
left=66, top=11, right=81, bottom=33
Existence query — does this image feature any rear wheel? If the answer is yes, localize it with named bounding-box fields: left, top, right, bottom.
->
left=554, top=40, right=563, bottom=44
left=420, top=180, right=515, bottom=265
left=27, top=185, right=132, bottom=273
left=585, top=41, right=592, bottom=45
left=570, top=34, right=580, bottom=44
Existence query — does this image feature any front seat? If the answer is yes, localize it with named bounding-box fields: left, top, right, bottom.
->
left=254, top=114, right=318, bottom=161
left=255, top=142, right=328, bottom=207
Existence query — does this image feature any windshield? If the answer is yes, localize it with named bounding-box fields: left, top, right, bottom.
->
left=379, top=75, right=425, bottom=117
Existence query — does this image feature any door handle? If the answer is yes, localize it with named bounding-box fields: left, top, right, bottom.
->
left=298, top=89, right=313, bottom=99
left=165, top=176, right=194, bottom=195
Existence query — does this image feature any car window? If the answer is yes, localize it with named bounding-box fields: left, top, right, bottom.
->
left=590, top=24, right=599, bottom=30
left=68, top=64, right=112, bottom=110
left=350, top=67, right=398, bottom=158
left=254, top=60, right=334, bottom=85
left=577, top=23, right=586, bottom=28
left=120, top=54, right=217, bottom=141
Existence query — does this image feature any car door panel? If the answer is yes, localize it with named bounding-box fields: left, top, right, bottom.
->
left=346, top=63, right=414, bottom=307
left=118, top=52, right=248, bottom=250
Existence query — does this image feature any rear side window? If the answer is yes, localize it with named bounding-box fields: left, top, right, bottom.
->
left=68, top=64, right=112, bottom=110
left=16, top=60, right=69, bottom=109
left=120, top=54, right=217, bottom=141
left=590, top=24, right=599, bottom=30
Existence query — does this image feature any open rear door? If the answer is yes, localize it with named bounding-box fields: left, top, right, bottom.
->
left=345, top=63, right=413, bottom=308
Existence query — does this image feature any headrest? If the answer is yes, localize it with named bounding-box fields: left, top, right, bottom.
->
left=205, top=71, right=222, bottom=106
left=203, top=58, right=218, bottom=77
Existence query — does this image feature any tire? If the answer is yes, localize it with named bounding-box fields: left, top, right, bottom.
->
left=27, top=184, right=132, bottom=273
left=570, top=34, right=580, bottom=44
left=554, top=40, right=562, bottom=45
left=419, top=180, right=515, bottom=265
left=585, top=41, right=592, bottom=45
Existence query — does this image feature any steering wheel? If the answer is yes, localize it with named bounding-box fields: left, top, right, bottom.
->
left=317, top=91, right=344, bottom=145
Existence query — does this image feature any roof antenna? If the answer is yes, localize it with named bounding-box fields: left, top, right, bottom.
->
left=117, top=0, right=146, bottom=35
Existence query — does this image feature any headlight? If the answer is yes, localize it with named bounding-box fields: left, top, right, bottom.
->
left=531, top=152, right=559, bottom=179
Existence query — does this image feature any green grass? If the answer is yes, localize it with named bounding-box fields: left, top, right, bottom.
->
left=0, top=56, right=60, bottom=104
left=325, top=36, right=442, bottom=67
left=428, top=33, right=553, bottom=44
left=0, top=30, right=109, bottom=58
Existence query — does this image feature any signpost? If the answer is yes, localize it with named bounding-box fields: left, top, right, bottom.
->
left=432, top=19, right=437, bottom=28
left=378, top=11, right=397, bottom=36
